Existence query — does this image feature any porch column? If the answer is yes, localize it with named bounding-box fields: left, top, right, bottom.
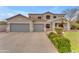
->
left=6, top=23, right=10, bottom=32
left=52, top=22, right=55, bottom=31
left=30, top=22, right=33, bottom=32
left=44, top=23, right=46, bottom=32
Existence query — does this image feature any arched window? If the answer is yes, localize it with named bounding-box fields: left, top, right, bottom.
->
left=53, top=16, right=56, bottom=18
left=46, top=15, right=50, bottom=19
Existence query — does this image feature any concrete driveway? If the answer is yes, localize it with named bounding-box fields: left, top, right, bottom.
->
left=0, top=32, right=57, bottom=53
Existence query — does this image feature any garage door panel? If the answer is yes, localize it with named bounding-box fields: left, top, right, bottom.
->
left=10, top=23, right=30, bottom=32
left=34, top=24, right=44, bottom=32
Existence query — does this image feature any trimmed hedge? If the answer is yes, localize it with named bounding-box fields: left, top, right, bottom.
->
left=55, top=27, right=63, bottom=35
left=48, top=32, right=71, bottom=53
left=53, top=36, right=71, bottom=53
left=48, top=32, right=58, bottom=39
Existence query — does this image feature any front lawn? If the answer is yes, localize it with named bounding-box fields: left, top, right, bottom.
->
left=64, top=32, right=79, bottom=52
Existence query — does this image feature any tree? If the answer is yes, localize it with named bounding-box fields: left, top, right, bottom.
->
left=76, top=15, right=79, bottom=23
left=63, top=8, right=79, bottom=30
left=63, top=8, right=79, bottom=22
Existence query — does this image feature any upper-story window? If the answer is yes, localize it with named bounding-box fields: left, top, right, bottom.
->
left=38, top=16, right=41, bottom=19
left=46, top=15, right=50, bottom=19
left=53, top=16, right=57, bottom=18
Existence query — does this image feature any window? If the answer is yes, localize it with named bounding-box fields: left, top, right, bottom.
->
left=53, top=16, right=56, bottom=18
left=46, top=24, right=50, bottom=28
left=38, top=16, right=41, bottom=19
left=46, top=15, right=50, bottom=19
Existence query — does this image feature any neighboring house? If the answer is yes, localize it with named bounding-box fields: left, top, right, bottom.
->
left=6, top=11, right=70, bottom=32
left=0, top=21, right=7, bottom=32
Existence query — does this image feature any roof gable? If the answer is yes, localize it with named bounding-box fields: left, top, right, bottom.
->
left=6, top=14, right=30, bottom=20
left=7, top=14, right=32, bottom=22
left=43, top=11, right=53, bottom=14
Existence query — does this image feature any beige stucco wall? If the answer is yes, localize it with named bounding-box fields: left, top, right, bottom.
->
left=29, top=13, right=64, bottom=21
left=7, top=15, right=32, bottom=32
left=29, top=14, right=42, bottom=20
left=7, top=16, right=31, bottom=22
left=6, top=13, right=70, bottom=32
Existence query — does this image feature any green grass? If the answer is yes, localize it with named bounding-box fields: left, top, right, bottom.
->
left=64, top=32, right=79, bottom=52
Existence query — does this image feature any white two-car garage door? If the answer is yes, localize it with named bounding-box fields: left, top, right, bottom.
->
left=33, top=24, right=44, bottom=32
left=10, top=23, right=30, bottom=32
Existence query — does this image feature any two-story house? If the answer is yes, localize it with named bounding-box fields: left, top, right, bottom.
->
left=6, top=12, right=70, bottom=32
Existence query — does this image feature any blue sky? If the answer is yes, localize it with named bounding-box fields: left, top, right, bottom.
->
left=0, top=6, right=78, bottom=20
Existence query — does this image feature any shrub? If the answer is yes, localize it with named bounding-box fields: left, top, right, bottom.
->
left=48, top=32, right=58, bottom=39
left=55, top=27, right=63, bottom=35
left=53, top=36, right=71, bottom=53
left=71, top=23, right=79, bottom=30
left=48, top=32, right=71, bottom=53
left=76, top=19, right=79, bottom=24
